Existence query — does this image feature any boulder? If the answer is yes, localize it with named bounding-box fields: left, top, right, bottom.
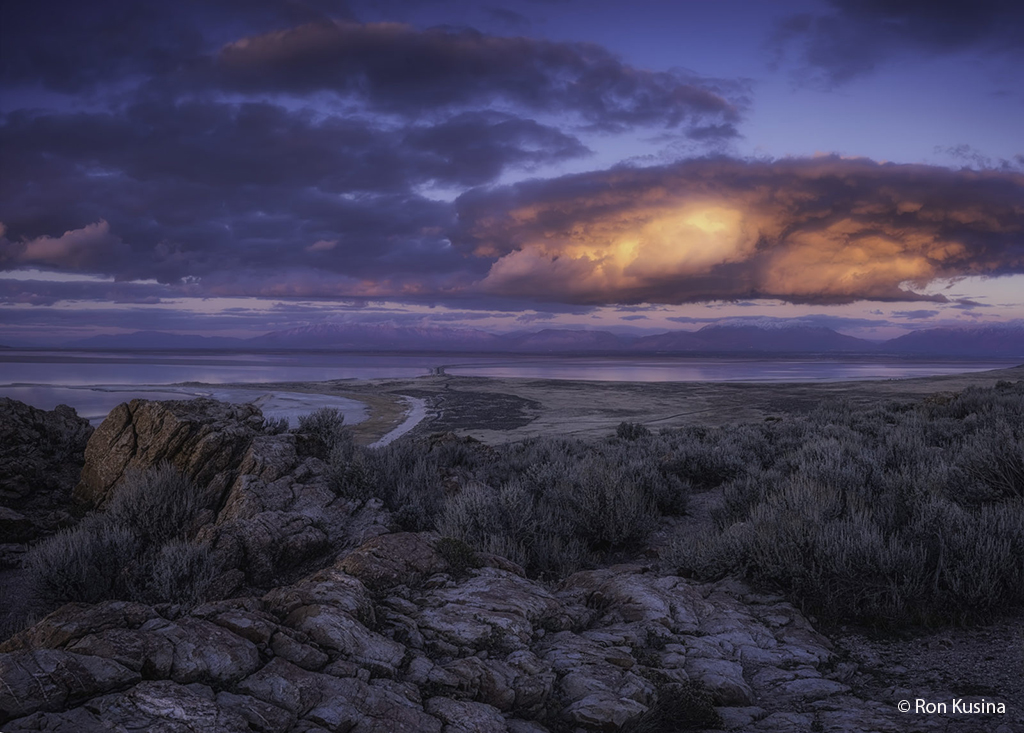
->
left=336, top=532, right=449, bottom=591
left=0, top=649, right=139, bottom=720
left=5, top=680, right=256, bottom=732
left=424, top=697, right=508, bottom=733
left=0, top=600, right=159, bottom=653
left=74, top=398, right=264, bottom=508
left=0, top=399, right=92, bottom=545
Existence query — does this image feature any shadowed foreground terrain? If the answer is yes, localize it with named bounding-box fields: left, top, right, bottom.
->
left=0, top=368, right=1022, bottom=732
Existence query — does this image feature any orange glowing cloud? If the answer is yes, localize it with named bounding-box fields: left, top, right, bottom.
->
left=456, top=157, right=1024, bottom=304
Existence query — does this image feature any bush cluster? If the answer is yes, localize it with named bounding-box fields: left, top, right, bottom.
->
left=321, top=382, right=1024, bottom=627
left=26, top=464, right=218, bottom=609
left=296, top=406, right=350, bottom=459
left=670, top=382, right=1024, bottom=627
left=325, top=427, right=705, bottom=577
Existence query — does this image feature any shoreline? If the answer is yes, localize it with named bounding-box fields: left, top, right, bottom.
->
left=2, top=362, right=1022, bottom=445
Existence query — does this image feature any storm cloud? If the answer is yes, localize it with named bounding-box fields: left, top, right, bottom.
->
left=2, top=1, right=1021, bottom=341
left=773, top=0, right=1024, bottom=87
left=216, top=20, right=743, bottom=132
left=455, top=156, right=1024, bottom=305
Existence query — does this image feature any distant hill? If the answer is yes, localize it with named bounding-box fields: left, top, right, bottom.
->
left=50, top=323, right=1024, bottom=357
left=630, top=330, right=707, bottom=352
left=883, top=325, right=1024, bottom=358
left=686, top=324, right=877, bottom=353
left=502, top=329, right=633, bottom=352
left=249, top=323, right=503, bottom=351
left=65, top=331, right=247, bottom=349
left=628, top=324, right=875, bottom=353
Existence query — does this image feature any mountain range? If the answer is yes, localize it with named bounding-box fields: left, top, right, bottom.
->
left=56, top=323, right=1024, bottom=358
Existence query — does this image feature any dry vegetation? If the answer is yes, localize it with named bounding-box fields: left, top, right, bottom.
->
left=331, top=381, right=1024, bottom=628
left=22, top=381, right=1024, bottom=633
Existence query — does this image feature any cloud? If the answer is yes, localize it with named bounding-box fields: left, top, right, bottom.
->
left=217, top=20, right=743, bottom=132
left=455, top=156, right=1024, bottom=305
left=771, top=0, right=1024, bottom=87
left=0, top=0, right=355, bottom=92
left=3, top=100, right=582, bottom=285
left=485, top=7, right=533, bottom=32
left=0, top=276, right=176, bottom=306
left=403, top=111, right=590, bottom=185
left=0, top=220, right=128, bottom=271
left=306, top=239, right=338, bottom=252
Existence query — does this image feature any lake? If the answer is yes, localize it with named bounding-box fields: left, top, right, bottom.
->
left=1, top=349, right=1018, bottom=424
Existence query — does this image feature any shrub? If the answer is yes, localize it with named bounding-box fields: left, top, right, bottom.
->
left=326, top=443, right=373, bottom=501
left=262, top=415, right=289, bottom=435
left=617, top=421, right=652, bottom=440
left=297, top=406, right=349, bottom=459
left=24, top=465, right=219, bottom=610
left=27, top=517, right=139, bottom=606
left=670, top=383, right=1024, bottom=627
left=105, top=463, right=206, bottom=545
left=139, top=540, right=219, bottom=606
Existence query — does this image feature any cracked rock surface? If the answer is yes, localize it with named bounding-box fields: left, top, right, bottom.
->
left=2, top=397, right=1018, bottom=732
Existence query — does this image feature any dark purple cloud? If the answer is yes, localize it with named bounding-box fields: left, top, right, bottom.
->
left=216, top=20, right=742, bottom=132
left=0, top=96, right=596, bottom=285
left=0, top=0, right=355, bottom=92
left=772, top=0, right=1024, bottom=87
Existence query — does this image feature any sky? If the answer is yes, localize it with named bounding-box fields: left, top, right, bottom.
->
left=1, top=0, right=1022, bottom=345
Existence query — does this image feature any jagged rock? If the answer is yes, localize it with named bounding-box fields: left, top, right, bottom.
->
left=192, top=598, right=279, bottom=646
left=336, top=532, right=450, bottom=591
left=57, top=615, right=263, bottom=687
left=196, top=432, right=392, bottom=585
left=684, top=658, right=755, bottom=706
left=263, top=566, right=375, bottom=623
left=0, top=399, right=92, bottom=545
left=66, top=626, right=175, bottom=677
left=564, top=692, right=647, bottom=730
left=506, top=721, right=551, bottom=733
left=236, top=658, right=326, bottom=715
left=236, top=658, right=443, bottom=732
left=424, top=696, right=509, bottom=733
left=74, top=398, right=264, bottom=508
left=0, top=649, right=140, bottom=720
left=5, top=680, right=255, bottom=732
left=270, top=630, right=330, bottom=671
left=305, top=676, right=441, bottom=733
left=414, top=567, right=572, bottom=653
left=284, top=602, right=406, bottom=677
left=0, top=399, right=967, bottom=733
left=207, top=510, right=331, bottom=583
left=0, top=600, right=159, bottom=653
left=216, top=691, right=297, bottom=733
left=538, top=630, right=655, bottom=724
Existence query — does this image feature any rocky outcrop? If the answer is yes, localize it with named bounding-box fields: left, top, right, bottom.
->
left=2, top=532, right=931, bottom=732
left=5, top=397, right=1014, bottom=732
left=74, top=398, right=265, bottom=508
left=0, top=399, right=92, bottom=551
left=67, top=398, right=393, bottom=591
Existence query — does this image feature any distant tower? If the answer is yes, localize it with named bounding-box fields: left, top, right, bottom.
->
left=429, top=365, right=447, bottom=376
